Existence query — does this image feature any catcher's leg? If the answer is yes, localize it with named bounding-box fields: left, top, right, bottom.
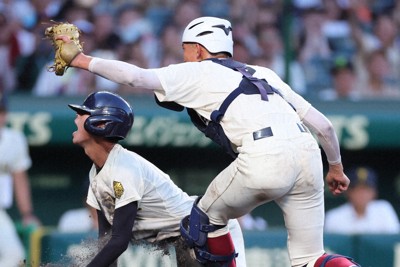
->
left=304, top=253, right=361, bottom=267
left=180, top=197, right=237, bottom=267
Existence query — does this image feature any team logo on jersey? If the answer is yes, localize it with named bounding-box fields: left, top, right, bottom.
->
left=113, top=181, right=124, bottom=199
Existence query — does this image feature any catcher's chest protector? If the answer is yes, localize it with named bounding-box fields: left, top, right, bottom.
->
left=156, top=58, right=277, bottom=158
left=188, top=58, right=276, bottom=158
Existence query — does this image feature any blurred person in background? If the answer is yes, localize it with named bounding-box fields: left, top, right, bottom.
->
left=0, top=93, right=40, bottom=266
left=158, top=23, right=184, bottom=66
left=170, top=0, right=201, bottom=34
left=296, top=2, right=334, bottom=97
left=355, top=48, right=400, bottom=99
left=254, top=23, right=307, bottom=95
left=0, top=11, right=18, bottom=93
left=318, top=56, right=361, bottom=101
left=351, top=10, right=400, bottom=89
left=325, top=166, right=400, bottom=234
left=114, top=3, right=159, bottom=68
left=321, top=0, right=356, bottom=59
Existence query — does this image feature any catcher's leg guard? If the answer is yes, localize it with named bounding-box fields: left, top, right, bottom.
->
left=180, top=197, right=238, bottom=266
left=312, top=253, right=361, bottom=267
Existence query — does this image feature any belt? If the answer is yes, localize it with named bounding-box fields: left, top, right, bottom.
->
left=253, top=126, right=273, bottom=140
left=252, top=123, right=309, bottom=141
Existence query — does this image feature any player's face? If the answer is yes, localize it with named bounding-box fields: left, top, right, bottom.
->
left=72, top=113, right=91, bottom=145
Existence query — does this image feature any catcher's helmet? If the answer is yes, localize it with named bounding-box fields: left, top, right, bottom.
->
left=68, top=91, right=134, bottom=141
left=182, top=16, right=233, bottom=57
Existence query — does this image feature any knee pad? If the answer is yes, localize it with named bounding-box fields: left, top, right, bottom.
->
left=180, top=197, right=237, bottom=265
left=316, top=254, right=361, bottom=267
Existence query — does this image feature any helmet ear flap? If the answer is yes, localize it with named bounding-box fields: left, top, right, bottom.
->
left=84, top=115, right=106, bottom=137
left=84, top=115, right=123, bottom=138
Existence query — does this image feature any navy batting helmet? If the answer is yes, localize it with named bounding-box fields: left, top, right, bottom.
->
left=68, top=91, right=134, bottom=141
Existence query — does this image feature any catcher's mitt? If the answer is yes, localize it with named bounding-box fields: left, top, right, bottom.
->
left=45, top=22, right=83, bottom=76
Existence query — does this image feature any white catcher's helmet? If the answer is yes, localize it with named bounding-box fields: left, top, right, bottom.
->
left=182, top=17, right=233, bottom=56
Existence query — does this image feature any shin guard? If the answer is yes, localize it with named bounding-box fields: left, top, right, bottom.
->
left=180, top=197, right=238, bottom=266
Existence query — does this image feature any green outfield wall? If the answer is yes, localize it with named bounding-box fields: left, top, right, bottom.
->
left=7, top=94, right=400, bottom=149
left=21, top=228, right=400, bottom=267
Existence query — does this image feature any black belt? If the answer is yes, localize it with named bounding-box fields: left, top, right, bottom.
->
left=252, top=123, right=309, bottom=141
left=253, top=127, right=273, bottom=140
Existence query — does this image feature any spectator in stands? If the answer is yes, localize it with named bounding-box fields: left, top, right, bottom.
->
left=350, top=8, right=400, bottom=95
left=89, top=10, right=122, bottom=93
left=3, top=0, right=399, bottom=99
left=254, top=23, right=307, bottom=95
left=0, top=93, right=41, bottom=266
left=91, top=10, right=122, bottom=53
left=325, top=166, right=400, bottom=234
left=0, top=11, right=18, bottom=93
left=318, top=56, right=361, bottom=101
left=171, top=1, right=201, bottom=35
left=296, top=3, right=334, bottom=96
left=114, top=3, right=159, bottom=68
left=157, top=23, right=183, bottom=66
left=321, top=0, right=356, bottom=59
left=356, top=48, right=400, bottom=99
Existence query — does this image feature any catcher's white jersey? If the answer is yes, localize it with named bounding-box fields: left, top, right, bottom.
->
left=87, top=144, right=194, bottom=242
left=0, top=128, right=32, bottom=209
left=154, top=60, right=312, bottom=147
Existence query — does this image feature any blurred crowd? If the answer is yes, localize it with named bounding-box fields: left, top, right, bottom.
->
left=1, top=0, right=400, bottom=100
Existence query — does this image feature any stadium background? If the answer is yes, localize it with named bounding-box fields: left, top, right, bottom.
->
left=2, top=0, right=400, bottom=266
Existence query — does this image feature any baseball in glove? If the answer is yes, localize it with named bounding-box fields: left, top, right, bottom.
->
left=45, top=21, right=83, bottom=76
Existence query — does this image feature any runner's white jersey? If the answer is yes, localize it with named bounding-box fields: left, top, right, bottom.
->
left=87, top=144, right=194, bottom=242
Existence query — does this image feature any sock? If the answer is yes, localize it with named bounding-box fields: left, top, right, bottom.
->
left=207, top=233, right=236, bottom=267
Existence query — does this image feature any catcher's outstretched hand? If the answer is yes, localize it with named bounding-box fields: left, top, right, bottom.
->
left=325, top=163, right=350, bottom=195
left=44, top=21, right=83, bottom=76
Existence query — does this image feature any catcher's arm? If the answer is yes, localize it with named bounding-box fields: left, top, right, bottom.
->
left=302, top=106, right=350, bottom=195
left=49, top=31, right=162, bottom=91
